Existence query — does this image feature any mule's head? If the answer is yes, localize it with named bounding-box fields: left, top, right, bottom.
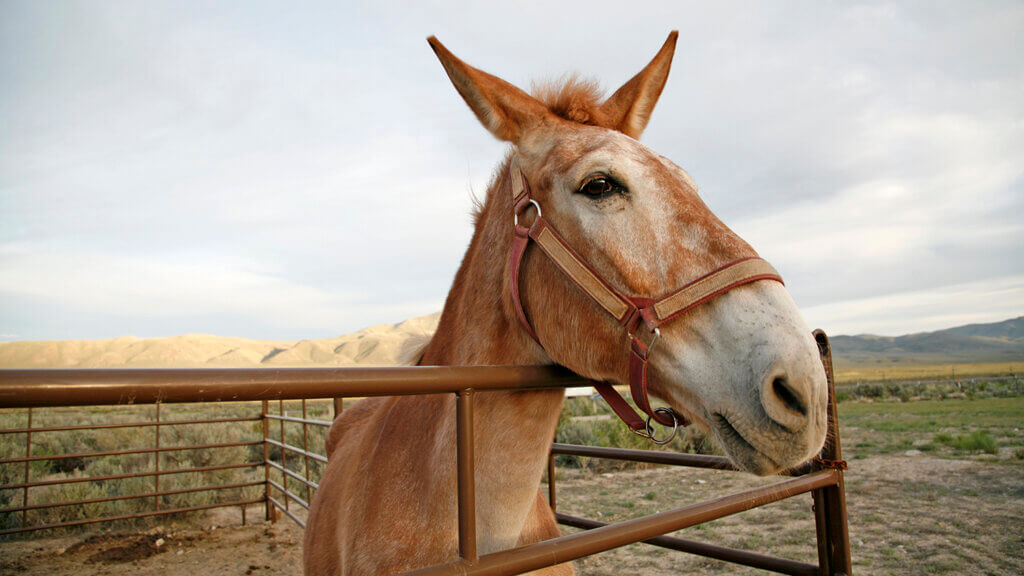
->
left=429, top=33, right=827, bottom=475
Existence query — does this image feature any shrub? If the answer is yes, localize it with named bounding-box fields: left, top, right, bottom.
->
left=554, top=398, right=721, bottom=472
left=859, top=383, right=885, bottom=399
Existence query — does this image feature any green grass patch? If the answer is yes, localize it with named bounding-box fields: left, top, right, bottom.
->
left=839, top=396, right=1022, bottom=459
left=838, top=396, right=1024, bottom=430
left=934, top=431, right=998, bottom=454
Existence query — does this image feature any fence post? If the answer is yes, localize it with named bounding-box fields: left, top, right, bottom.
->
left=154, top=402, right=161, bottom=512
left=279, top=399, right=288, bottom=513
left=262, top=400, right=275, bottom=522
left=547, top=446, right=557, bottom=513
left=456, top=388, right=477, bottom=564
left=811, top=330, right=852, bottom=575
left=22, top=407, right=32, bottom=529
left=302, top=399, right=312, bottom=504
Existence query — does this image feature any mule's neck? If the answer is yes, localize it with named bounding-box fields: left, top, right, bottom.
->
left=420, top=154, right=547, bottom=367
left=417, top=155, right=563, bottom=555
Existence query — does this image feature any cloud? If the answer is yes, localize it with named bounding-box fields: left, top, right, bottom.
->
left=801, top=275, right=1024, bottom=336
left=1, top=1, right=1022, bottom=340
left=0, top=244, right=443, bottom=338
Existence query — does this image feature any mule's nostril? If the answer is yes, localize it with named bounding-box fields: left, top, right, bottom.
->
left=772, top=376, right=807, bottom=416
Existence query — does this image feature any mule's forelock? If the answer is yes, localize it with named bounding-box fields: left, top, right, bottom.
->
left=531, top=75, right=605, bottom=127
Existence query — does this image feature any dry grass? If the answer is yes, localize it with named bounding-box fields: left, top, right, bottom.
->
left=0, top=401, right=334, bottom=535
left=834, top=361, right=1020, bottom=383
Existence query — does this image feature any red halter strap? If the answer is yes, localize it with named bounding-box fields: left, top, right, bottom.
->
left=507, top=157, right=784, bottom=440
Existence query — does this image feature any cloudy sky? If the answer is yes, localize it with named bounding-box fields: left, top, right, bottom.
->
left=1, top=1, right=1022, bottom=341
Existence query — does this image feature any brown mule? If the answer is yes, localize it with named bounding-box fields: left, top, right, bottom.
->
left=304, top=32, right=827, bottom=575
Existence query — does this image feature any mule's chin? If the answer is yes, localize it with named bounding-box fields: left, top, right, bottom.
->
left=709, top=412, right=822, bottom=476
left=709, top=417, right=782, bottom=476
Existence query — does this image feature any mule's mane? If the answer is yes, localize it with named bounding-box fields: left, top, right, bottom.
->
left=531, top=75, right=605, bottom=126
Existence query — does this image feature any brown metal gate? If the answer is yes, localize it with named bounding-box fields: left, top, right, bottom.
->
left=0, top=331, right=850, bottom=575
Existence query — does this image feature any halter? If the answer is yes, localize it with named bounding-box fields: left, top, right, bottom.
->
left=507, top=156, right=784, bottom=443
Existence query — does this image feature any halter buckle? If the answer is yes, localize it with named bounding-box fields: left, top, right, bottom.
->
left=632, top=407, right=679, bottom=445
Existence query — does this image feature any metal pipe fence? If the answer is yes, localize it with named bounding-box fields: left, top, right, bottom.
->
left=0, top=401, right=267, bottom=536
left=0, top=332, right=851, bottom=575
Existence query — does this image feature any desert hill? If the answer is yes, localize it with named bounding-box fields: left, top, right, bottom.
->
left=829, top=316, right=1024, bottom=366
left=1, top=314, right=1021, bottom=370
left=0, top=313, right=440, bottom=368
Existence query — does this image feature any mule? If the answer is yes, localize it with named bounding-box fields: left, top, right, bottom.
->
left=304, top=32, right=828, bottom=575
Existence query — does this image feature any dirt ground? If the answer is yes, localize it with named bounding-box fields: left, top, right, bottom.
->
left=2, top=454, right=1021, bottom=575
left=0, top=511, right=305, bottom=576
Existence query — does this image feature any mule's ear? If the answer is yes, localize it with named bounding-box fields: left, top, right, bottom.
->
left=599, top=31, right=678, bottom=139
left=428, top=36, right=550, bottom=143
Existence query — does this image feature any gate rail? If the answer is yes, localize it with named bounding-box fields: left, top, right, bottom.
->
left=0, top=332, right=851, bottom=575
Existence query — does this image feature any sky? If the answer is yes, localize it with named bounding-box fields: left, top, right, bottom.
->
left=1, top=1, right=1022, bottom=341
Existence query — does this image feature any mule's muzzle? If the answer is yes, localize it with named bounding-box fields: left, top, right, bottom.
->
left=707, top=367, right=827, bottom=476
left=761, top=370, right=818, bottom=434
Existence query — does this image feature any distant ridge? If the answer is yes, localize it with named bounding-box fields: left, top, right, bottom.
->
left=1, top=314, right=1021, bottom=370
left=830, top=316, right=1024, bottom=366
left=943, top=316, right=1024, bottom=340
left=0, top=313, right=440, bottom=369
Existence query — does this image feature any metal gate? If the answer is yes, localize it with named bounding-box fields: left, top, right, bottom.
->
left=0, top=331, right=850, bottom=575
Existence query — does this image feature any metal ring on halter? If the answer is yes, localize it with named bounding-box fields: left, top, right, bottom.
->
left=514, top=199, right=542, bottom=227
left=627, top=326, right=661, bottom=349
left=632, top=407, right=679, bottom=445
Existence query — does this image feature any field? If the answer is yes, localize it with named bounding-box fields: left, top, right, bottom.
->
left=832, top=360, right=1020, bottom=384
left=2, top=378, right=1023, bottom=575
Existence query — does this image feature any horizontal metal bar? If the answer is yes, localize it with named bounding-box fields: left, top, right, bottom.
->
left=265, top=438, right=328, bottom=464
left=266, top=459, right=320, bottom=490
left=1, top=481, right=263, bottom=514
left=0, top=440, right=262, bottom=465
left=556, top=513, right=818, bottom=576
left=0, top=415, right=262, bottom=435
left=268, top=495, right=307, bottom=528
left=0, top=366, right=589, bottom=408
left=551, top=443, right=738, bottom=471
left=267, top=479, right=310, bottom=509
left=0, top=498, right=263, bottom=536
left=402, top=470, right=839, bottom=576
left=264, top=413, right=333, bottom=427
left=0, top=462, right=261, bottom=491
left=550, top=443, right=813, bottom=476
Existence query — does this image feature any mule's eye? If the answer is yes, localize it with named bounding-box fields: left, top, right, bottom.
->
left=578, top=177, right=623, bottom=198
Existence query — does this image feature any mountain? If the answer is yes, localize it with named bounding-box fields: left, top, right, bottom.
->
left=2, top=314, right=1021, bottom=370
left=943, top=316, right=1024, bottom=340
left=829, top=316, right=1024, bottom=366
left=0, top=313, right=440, bottom=369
